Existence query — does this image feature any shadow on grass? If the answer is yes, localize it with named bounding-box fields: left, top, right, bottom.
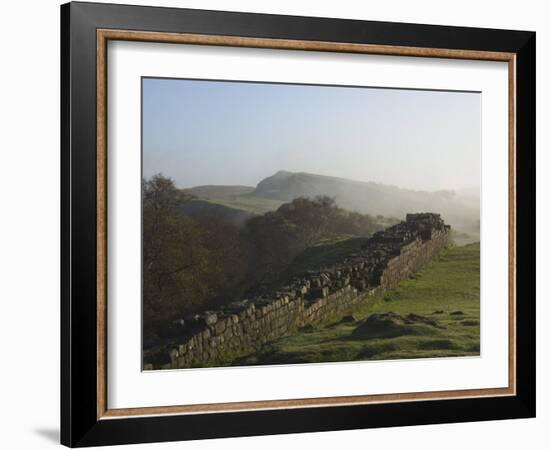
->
left=350, top=312, right=443, bottom=340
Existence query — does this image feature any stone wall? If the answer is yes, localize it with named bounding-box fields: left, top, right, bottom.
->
left=144, top=212, right=451, bottom=370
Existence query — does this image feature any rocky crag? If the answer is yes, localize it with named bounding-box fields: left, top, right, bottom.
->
left=144, top=213, right=451, bottom=370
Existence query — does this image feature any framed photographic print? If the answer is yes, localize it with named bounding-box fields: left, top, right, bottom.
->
left=61, top=1, right=536, bottom=447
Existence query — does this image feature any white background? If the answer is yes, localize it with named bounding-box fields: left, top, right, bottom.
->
left=0, top=0, right=546, bottom=449
left=108, top=41, right=509, bottom=409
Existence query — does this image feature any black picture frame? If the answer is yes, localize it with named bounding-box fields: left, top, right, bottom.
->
left=61, top=1, right=536, bottom=447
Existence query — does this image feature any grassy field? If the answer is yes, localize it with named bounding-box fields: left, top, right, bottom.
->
left=206, top=195, right=284, bottom=215
left=234, top=242, right=480, bottom=366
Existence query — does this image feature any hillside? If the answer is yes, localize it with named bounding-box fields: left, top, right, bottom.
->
left=182, top=184, right=254, bottom=199
left=180, top=170, right=480, bottom=233
left=234, top=242, right=480, bottom=366
left=181, top=184, right=282, bottom=216
left=206, top=196, right=284, bottom=215
left=252, top=171, right=479, bottom=231
left=281, top=236, right=371, bottom=279
left=176, top=199, right=254, bottom=226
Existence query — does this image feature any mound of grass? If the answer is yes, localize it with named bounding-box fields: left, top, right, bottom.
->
left=233, top=242, right=480, bottom=366
left=351, top=312, right=442, bottom=339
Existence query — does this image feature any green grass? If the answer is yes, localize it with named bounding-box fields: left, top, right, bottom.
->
left=206, top=195, right=284, bottom=215
left=233, top=242, right=480, bottom=366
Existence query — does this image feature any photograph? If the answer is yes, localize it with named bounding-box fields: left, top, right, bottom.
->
left=141, top=78, right=482, bottom=370
left=55, top=2, right=536, bottom=446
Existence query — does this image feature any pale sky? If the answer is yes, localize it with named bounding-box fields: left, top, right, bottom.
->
left=142, top=78, right=481, bottom=192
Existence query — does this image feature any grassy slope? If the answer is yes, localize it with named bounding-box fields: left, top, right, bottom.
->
left=205, top=196, right=284, bottom=215
left=234, top=242, right=480, bottom=366
left=282, top=236, right=370, bottom=278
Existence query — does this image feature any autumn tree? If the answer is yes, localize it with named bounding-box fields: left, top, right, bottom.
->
left=142, top=175, right=211, bottom=338
left=243, top=196, right=380, bottom=289
left=142, top=174, right=251, bottom=342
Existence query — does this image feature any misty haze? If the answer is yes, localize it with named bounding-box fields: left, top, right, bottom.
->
left=142, top=78, right=481, bottom=370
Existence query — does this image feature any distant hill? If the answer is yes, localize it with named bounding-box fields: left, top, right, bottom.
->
left=205, top=196, right=284, bottom=215
left=182, top=185, right=254, bottom=199
left=251, top=171, right=479, bottom=231
left=179, top=170, right=480, bottom=232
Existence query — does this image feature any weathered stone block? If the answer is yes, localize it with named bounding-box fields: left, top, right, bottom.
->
left=202, top=311, right=218, bottom=326
left=169, top=348, right=179, bottom=362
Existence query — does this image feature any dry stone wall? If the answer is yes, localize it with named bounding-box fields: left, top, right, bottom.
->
left=144, top=213, right=451, bottom=370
